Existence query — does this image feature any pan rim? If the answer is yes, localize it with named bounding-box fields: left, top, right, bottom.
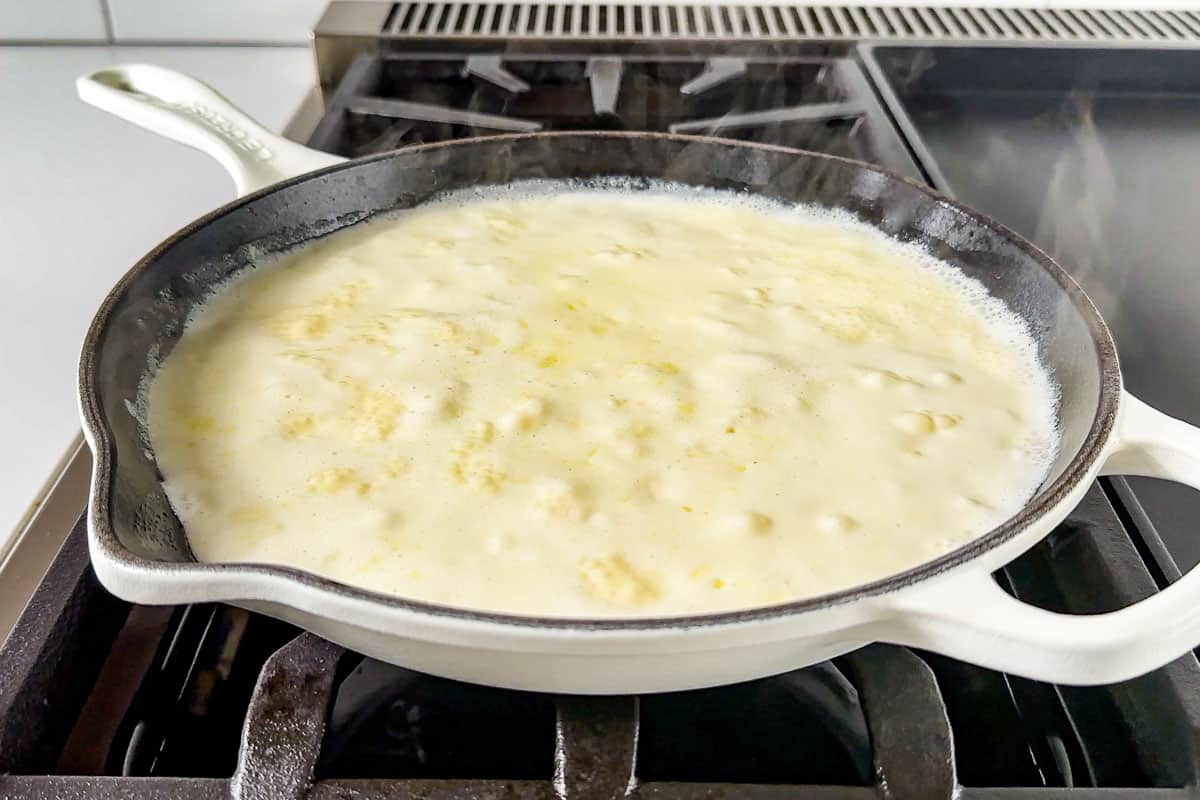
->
left=78, top=130, right=1121, bottom=632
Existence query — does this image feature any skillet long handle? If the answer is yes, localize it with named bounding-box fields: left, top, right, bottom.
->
left=77, top=63, right=344, bottom=197
left=882, top=391, right=1200, bottom=685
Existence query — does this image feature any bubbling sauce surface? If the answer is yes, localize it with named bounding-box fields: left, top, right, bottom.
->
left=148, top=184, right=1058, bottom=617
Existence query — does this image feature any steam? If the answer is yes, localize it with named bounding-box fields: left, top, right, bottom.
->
left=1031, top=93, right=1129, bottom=354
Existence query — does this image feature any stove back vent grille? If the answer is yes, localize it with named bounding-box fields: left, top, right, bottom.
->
left=379, top=3, right=1200, bottom=42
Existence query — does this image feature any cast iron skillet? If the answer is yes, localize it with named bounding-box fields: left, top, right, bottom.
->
left=74, top=64, right=1200, bottom=693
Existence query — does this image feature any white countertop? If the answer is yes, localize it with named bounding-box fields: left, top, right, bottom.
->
left=0, top=45, right=314, bottom=546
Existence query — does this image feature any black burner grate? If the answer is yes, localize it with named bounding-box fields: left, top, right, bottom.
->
left=308, top=51, right=922, bottom=180
left=0, top=531, right=978, bottom=800
left=2, top=490, right=1198, bottom=799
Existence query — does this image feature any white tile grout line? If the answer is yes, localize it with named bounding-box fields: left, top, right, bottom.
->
left=98, top=0, right=115, bottom=43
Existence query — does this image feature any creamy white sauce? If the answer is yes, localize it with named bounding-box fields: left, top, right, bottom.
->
left=148, top=184, right=1058, bottom=617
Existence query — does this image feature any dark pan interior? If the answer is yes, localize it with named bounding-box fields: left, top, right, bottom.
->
left=83, top=132, right=1114, bottom=570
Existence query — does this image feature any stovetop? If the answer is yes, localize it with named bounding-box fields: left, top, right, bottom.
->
left=308, top=50, right=921, bottom=179
left=3, top=42, right=1200, bottom=800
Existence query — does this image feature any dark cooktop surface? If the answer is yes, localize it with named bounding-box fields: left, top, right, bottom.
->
left=864, top=45, right=1200, bottom=570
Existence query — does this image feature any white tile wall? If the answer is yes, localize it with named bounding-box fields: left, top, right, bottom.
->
left=106, top=0, right=330, bottom=42
left=0, top=0, right=107, bottom=41
left=0, top=45, right=314, bottom=543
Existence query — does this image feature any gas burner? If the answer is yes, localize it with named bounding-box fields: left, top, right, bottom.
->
left=309, top=53, right=921, bottom=175
left=318, top=653, right=874, bottom=785
left=318, top=657, right=557, bottom=779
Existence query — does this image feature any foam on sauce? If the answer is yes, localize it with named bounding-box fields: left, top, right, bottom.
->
left=148, top=183, right=1059, bottom=617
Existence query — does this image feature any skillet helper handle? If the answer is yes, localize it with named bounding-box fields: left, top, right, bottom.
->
left=77, top=63, right=343, bottom=197
left=882, top=391, right=1200, bottom=685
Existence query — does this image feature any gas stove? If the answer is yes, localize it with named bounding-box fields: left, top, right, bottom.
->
left=4, top=4, right=1200, bottom=798
left=306, top=48, right=920, bottom=178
